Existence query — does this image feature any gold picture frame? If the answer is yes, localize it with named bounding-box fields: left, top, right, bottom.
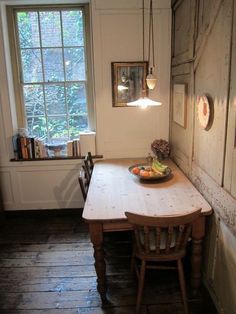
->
left=173, top=84, right=187, bottom=128
left=111, top=61, right=148, bottom=107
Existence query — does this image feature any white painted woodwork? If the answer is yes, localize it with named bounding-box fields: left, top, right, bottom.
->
left=0, top=171, right=14, bottom=205
left=94, top=0, right=171, bottom=10
left=191, top=161, right=236, bottom=233
left=83, top=158, right=212, bottom=221
left=224, top=0, right=236, bottom=198
left=170, top=0, right=236, bottom=313
left=171, top=0, right=195, bottom=65
left=212, top=219, right=236, bottom=313
left=194, top=0, right=232, bottom=185
left=0, top=162, right=84, bottom=210
left=0, top=0, right=172, bottom=210
left=170, top=72, right=192, bottom=175
left=195, top=0, right=222, bottom=65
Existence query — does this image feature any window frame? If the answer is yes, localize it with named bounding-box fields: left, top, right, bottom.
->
left=6, top=3, right=95, bottom=140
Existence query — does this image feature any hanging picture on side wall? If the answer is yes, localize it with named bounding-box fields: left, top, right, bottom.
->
left=197, top=94, right=211, bottom=130
left=173, top=84, right=187, bottom=128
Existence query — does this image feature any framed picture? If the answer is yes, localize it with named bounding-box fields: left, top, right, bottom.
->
left=173, top=84, right=187, bottom=128
left=111, top=61, right=148, bottom=107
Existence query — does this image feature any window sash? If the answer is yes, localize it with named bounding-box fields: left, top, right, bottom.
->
left=7, top=4, right=94, bottom=140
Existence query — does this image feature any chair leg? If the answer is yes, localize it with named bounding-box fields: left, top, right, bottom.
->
left=136, top=260, right=146, bottom=314
left=177, top=259, right=188, bottom=314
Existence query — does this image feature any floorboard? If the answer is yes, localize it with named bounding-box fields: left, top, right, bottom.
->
left=0, top=211, right=218, bottom=313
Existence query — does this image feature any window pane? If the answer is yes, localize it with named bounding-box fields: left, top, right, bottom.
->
left=62, top=10, right=84, bottom=46
left=17, top=12, right=40, bottom=48
left=24, top=85, right=44, bottom=116
left=64, top=48, right=85, bottom=81
left=66, top=83, right=87, bottom=114
left=45, top=84, right=66, bottom=115
left=48, top=116, right=68, bottom=142
left=43, top=48, right=64, bottom=82
left=40, top=11, right=62, bottom=47
left=13, top=6, right=91, bottom=149
left=69, top=115, right=88, bottom=139
left=21, top=49, right=43, bottom=83
left=27, top=116, right=47, bottom=139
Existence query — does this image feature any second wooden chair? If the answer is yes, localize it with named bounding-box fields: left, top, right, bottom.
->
left=78, top=164, right=90, bottom=201
left=84, top=152, right=94, bottom=182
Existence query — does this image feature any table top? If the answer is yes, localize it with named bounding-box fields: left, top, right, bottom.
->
left=82, top=158, right=212, bottom=222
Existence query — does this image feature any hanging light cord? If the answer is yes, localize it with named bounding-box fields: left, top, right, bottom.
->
left=148, top=0, right=155, bottom=71
left=142, top=0, right=145, bottom=61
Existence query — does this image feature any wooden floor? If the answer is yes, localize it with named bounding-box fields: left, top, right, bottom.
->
left=0, top=210, right=217, bottom=313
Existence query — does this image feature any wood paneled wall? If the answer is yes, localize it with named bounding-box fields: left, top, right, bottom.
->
left=170, top=0, right=236, bottom=313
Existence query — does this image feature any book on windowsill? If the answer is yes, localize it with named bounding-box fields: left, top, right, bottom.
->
left=12, top=134, right=21, bottom=160
left=67, top=141, right=73, bottom=157
left=20, top=137, right=28, bottom=159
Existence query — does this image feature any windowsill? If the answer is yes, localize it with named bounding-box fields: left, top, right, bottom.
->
left=10, top=155, right=103, bottom=162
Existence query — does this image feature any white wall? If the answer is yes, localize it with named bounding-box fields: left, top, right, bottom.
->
left=0, top=0, right=171, bottom=210
left=92, top=0, right=171, bottom=158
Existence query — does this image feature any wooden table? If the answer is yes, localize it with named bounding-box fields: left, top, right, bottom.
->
left=82, top=158, right=212, bottom=303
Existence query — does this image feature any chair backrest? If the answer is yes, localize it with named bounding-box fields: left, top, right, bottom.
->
left=84, top=152, right=94, bottom=181
left=78, top=164, right=90, bottom=201
left=125, top=209, right=201, bottom=257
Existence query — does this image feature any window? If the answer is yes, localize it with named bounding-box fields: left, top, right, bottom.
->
left=7, top=4, right=93, bottom=146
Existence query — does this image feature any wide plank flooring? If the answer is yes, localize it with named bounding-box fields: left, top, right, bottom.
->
left=0, top=211, right=217, bottom=313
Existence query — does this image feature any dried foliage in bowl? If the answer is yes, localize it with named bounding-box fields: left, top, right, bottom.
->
left=151, top=139, right=170, bottom=159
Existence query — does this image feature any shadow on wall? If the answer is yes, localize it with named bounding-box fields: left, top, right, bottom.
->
left=53, top=164, right=84, bottom=209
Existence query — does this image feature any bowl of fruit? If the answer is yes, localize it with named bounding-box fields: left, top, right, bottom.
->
left=128, top=159, right=171, bottom=181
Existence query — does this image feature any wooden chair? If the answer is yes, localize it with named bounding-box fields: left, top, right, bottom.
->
left=125, top=209, right=202, bottom=314
left=84, top=152, right=94, bottom=181
left=78, top=164, right=90, bottom=201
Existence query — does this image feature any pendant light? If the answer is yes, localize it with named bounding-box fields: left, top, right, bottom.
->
left=127, top=94, right=161, bottom=109
left=146, top=0, right=157, bottom=90
left=127, top=0, right=161, bottom=108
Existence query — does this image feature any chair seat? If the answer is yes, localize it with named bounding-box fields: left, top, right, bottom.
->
left=136, top=248, right=186, bottom=262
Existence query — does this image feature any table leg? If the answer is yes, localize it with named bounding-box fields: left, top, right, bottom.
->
left=89, top=223, right=108, bottom=303
left=191, top=216, right=206, bottom=295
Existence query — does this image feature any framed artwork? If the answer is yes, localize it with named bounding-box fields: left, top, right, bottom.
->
left=173, top=84, right=187, bottom=128
left=111, top=61, right=148, bottom=107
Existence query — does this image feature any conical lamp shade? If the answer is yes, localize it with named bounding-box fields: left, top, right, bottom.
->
left=127, top=96, right=162, bottom=109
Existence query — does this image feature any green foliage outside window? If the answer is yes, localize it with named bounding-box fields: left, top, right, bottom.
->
left=16, top=8, right=89, bottom=145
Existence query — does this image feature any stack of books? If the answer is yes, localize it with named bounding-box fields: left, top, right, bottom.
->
left=12, top=135, right=48, bottom=160
left=12, top=135, right=83, bottom=160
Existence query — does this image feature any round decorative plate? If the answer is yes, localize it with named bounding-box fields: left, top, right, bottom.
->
left=197, top=95, right=210, bottom=129
left=128, top=164, right=172, bottom=181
